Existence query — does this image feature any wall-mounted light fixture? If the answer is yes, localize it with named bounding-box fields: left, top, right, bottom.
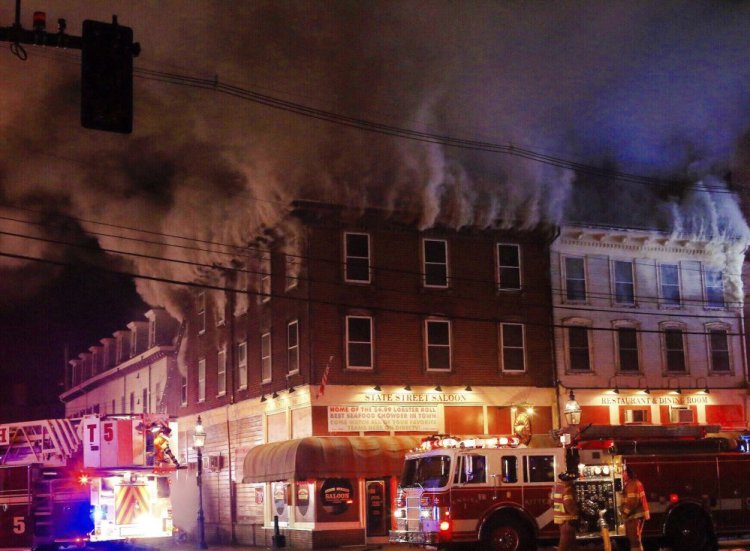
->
left=373, top=385, right=382, bottom=392
left=288, top=386, right=296, bottom=394
left=696, top=377, right=710, bottom=394
left=260, top=394, right=267, bottom=403
left=434, top=385, right=443, bottom=392
left=403, top=385, right=412, bottom=392
left=464, top=385, right=473, bottom=392
left=563, top=389, right=581, bottom=426
left=272, top=391, right=279, bottom=399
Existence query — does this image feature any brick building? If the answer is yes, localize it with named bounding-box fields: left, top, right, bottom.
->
left=172, top=201, right=558, bottom=547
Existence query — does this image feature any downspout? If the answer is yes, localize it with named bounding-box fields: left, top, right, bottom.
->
left=549, top=225, right=563, bottom=429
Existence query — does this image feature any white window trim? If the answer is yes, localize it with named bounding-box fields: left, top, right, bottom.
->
left=261, top=332, right=273, bottom=383
left=612, top=320, right=641, bottom=374
left=287, top=320, right=300, bottom=375
left=260, top=250, right=272, bottom=303
left=343, top=232, right=372, bottom=284
left=499, top=322, right=526, bottom=373
left=563, top=318, right=593, bottom=373
left=198, top=358, right=206, bottom=403
left=703, top=265, right=726, bottom=310
left=197, top=292, right=206, bottom=335
left=422, top=238, right=450, bottom=289
left=285, top=253, right=299, bottom=291
left=706, top=322, right=732, bottom=374
left=611, top=259, right=636, bottom=306
left=237, top=341, right=248, bottom=390
left=345, top=315, right=374, bottom=370
left=424, top=318, right=452, bottom=372
left=660, top=322, right=688, bottom=374
left=497, top=243, right=522, bottom=291
left=562, top=255, right=587, bottom=304
left=658, top=262, right=682, bottom=308
left=217, top=347, right=227, bottom=397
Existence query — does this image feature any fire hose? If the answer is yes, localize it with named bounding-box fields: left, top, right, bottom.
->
left=598, top=509, right=612, bottom=551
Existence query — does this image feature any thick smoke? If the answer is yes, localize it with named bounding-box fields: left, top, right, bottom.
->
left=1, top=1, right=750, bottom=318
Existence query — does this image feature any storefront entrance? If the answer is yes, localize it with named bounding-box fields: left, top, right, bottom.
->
left=365, top=479, right=388, bottom=537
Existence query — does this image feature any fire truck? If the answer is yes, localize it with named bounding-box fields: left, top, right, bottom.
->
left=0, top=413, right=178, bottom=550
left=389, top=427, right=750, bottom=551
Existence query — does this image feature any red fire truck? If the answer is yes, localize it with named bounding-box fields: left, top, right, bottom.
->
left=389, top=427, right=750, bottom=551
left=0, top=414, right=178, bottom=551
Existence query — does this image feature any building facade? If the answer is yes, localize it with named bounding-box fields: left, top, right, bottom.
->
left=552, top=225, right=748, bottom=430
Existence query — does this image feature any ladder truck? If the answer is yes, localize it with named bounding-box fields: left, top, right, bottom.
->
left=0, top=414, right=178, bottom=550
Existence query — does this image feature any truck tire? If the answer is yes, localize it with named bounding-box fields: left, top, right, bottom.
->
left=480, top=515, right=535, bottom=551
left=665, top=506, right=714, bottom=551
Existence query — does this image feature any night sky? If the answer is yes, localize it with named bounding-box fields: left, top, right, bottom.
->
left=1, top=1, right=750, bottom=417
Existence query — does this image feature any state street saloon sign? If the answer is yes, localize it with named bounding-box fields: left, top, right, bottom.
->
left=320, top=478, right=353, bottom=515
left=328, top=404, right=439, bottom=432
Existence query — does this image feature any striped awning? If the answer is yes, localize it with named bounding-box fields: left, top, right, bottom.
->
left=242, top=435, right=423, bottom=483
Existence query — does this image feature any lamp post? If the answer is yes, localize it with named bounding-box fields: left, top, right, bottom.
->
left=563, top=389, right=582, bottom=426
left=193, top=416, right=208, bottom=549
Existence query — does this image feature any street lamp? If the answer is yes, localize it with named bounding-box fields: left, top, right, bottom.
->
left=563, top=389, right=582, bottom=426
left=193, top=416, right=208, bottom=549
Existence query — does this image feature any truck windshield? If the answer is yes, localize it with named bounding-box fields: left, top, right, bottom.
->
left=400, top=455, right=452, bottom=488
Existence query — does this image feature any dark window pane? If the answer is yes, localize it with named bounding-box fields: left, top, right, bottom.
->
left=428, top=347, right=450, bottom=370
left=428, top=321, right=450, bottom=345
left=568, top=327, right=590, bottom=371
left=348, top=343, right=372, bottom=368
left=348, top=317, right=372, bottom=342
left=346, top=258, right=369, bottom=281
left=424, top=240, right=447, bottom=263
left=503, top=324, right=523, bottom=347
left=425, top=263, right=448, bottom=286
left=346, top=234, right=369, bottom=257
left=503, top=349, right=524, bottom=371
left=499, top=267, right=521, bottom=290
left=667, top=350, right=686, bottom=372
left=498, top=245, right=519, bottom=267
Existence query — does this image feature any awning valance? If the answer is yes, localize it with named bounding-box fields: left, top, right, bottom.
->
left=242, top=435, right=423, bottom=483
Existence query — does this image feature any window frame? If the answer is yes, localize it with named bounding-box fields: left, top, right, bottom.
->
left=345, top=315, right=374, bottom=370
left=612, top=259, right=635, bottom=306
left=661, top=323, right=687, bottom=374
left=706, top=323, right=731, bottom=373
left=180, top=375, right=188, bottom=406
left=563, top=256, right=587, bottom=303
left=287, top=320, right=299, bottom=375
left=237, top=341, right=248, bottom=389
left=217, top=347, right=227, bottom=397
left=343, top=232, right=371, bottom=284
left=564, top=320, right=592, bottom=372
left=425, top=319, right=452, bottom=372
left=614, top=323, right=640, bottom=373
left=259, top=249, right=272, bottom=303
left=658, top=263, right=682, bottom=307
left=497, top=243, right=522, bottom=291
left=198, top=357, right=206, bottom=403
left=703, top=266, right=725, bottom=309
left=499, top=322, right=526, bottom=373
left=197, top=291, right=206, bottom=335
left=261, top=332, right=272, bottom=383
left=422, top=238, right=449, bottom=289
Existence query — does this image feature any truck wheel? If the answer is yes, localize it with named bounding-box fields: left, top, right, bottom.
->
left=480, top=517, right=534, bottom=551
left=665, top=507, right=713, bottom=551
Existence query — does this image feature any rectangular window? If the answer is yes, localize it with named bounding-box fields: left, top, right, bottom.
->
left=148, top=320, right=156, bottom=348
left=500, top=323, right=525, bottom=372
left=142, top=388, right=148, bottom=413
left=261, top=333, right=272, bottom=382
left=287, top=321, right=299, bottom=374
left=129, top=392, right=135, bottom=413
left=423, top=239, right=449, bottom=287
left=614, top=260, right=635, bottom=304
left=709, top=329, right=730, bottom=372
left=669, top=406, right=694, bottom=424
left=567, top=326, right=591, bottom=371
left=198, top=358, right=206, bottom=402
left=425, top=320, right=451, bottom=371
left=121, top=395, right=126, bottom=413
left=617, top=327, right=639, bottom=372
left=344, top=232, right=371, bottom=283
left=501, top=456, right=518, bottom=484
left=260, top=250, right=272, bottom=303
left=155, top=382, right=162, bottom=413
left=112, top=399, right=116, bottom=414
left=664, top=328, right=686, bottom=372
left=180, top=375, right=187, bottom=406
left=564, top=257, right=586, bottom=301
left=660, top=264, right=681, bottom=306
left=497, top=244, right=521, bottom=290
left=197, top=292, right=206, bottom=334
left=523, top=455, right=555, bottom=483
left=237, top=341, right=248, bottom=389
left=705, top=268, right=725, bottom=308
left=346, top=316, right=373, bottom=369
left=217, top=348, right=227, bottom=396
left=285, top=253, right=299, bottom=290
left=625, top=409, right=649, bottom=424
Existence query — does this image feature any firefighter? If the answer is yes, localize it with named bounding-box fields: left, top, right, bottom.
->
left=621, top=465, right=649, bottom=551
left=552, top=471, right=579, bottom=551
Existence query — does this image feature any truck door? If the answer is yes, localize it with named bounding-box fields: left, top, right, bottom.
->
left=717, top=454, right=750, bottom=531
left=0, top=466, right=33, bottom=550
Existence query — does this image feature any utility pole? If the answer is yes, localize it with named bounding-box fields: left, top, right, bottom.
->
left=0, top=0, right=140, bottom=133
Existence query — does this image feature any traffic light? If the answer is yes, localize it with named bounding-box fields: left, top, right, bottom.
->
left=81, top=18, right=135, bottom=134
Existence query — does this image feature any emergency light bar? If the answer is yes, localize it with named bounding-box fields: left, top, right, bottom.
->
left=419, top=435, right=521, bottom=450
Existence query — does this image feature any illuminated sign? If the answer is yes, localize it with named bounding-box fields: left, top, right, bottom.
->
left=328, top=405, right=439, bottom=432
left=599, top=395, right=708, bottom=406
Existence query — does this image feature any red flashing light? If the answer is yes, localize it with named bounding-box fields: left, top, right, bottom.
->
left=33, top=11, right=46, bottom=31
left=439, top=520, right=451, bottom=532
left=421, top=495, right=433, bottom=507
left=669, top=493, right=679, bottom=503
